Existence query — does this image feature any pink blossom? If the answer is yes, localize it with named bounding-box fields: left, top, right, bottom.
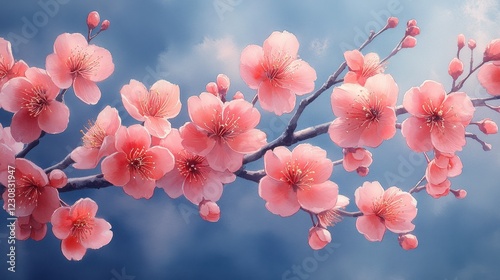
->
left=398, top=233, right=418, bottom=250
left=478, top=61, right=500, bottom=96
left=483, top=39, right=500, bottom=62
left=0, top=125, right=22, bottom=187
left=71, top=106, right=121, bottom=169
left=425, top=151, right=462, bottom=185
left=401, top=80, right=474, bottom=154
left=0, top=37, right=28, bottom=92
left=477, top=118, right=498, bottom=134
left=343, top=50, right=384, bottom=86
left=386, top=17, right=399, bottom=29
left=2, top=158, right=60, bottom=223
left=46, top=33, right=114, bottom=105
left=0, top=124, right=23, bottom=154
left=51, top=198, right=112, bottom=261
left=101, top=124, right=174, bottom=199
left=308, top=226, right=332, bottom=250
left=240, top=31, right=317, bottom=115
left=16, top=215, right=47, bottom=241
left=329, top=74, right=398, bottom=148
left=402, top=36, right=417, bottom=48
left=259, top=144, right=338, bottom=217
left=180, top=92, right=266, bottom=172
left=1, top=67, right=70, bottom=143
left=199, top=200, right=221, bottom=222
left=342, top=148, right=373, bottom=172
left=120, top=79, right=181, bottom=138
left=317, top=195, right=350, bottom=227
left=426, top=179, right=451, bottom=198
left=156, top=129, right=235, bottom=204
left=355, top=181, right=417, bottom=242
left=448, top=58, right=463, bottom=80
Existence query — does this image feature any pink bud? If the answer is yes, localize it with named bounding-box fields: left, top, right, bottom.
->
left=406, top=26, right=420, bottom=37
left=100, top=20, right=110, bottom=31
left=308, top=226, right=331, bottom=250
left=453, top=189, right=467, bottom=199
left=87, top=11, right=100, bottom=30
left=356, top=166, right=369, bottom=177
left=386, top=17, right=399, bottom=29
left=448, top=58, right=464, bottom=80
left=457, top=34, right=466, bottom=50
left=477, top=118, right=498, bottom=134
left=402, top=36, right=417, bottom=48
left=468, top=39, right=476, bottom=50
left=216, top=74, right=230, bottom=93
left=407, top=19, right=417, bottom=27
left=48, top=169, right=68, bottom=188
left=233, top=91, right=245, bottom=100
left=205, top=82, right=218, bottom=95
left=199, top=200, right=220, bottom=222
left=484, top=38, right=500, bottom=62
left=398, top=234, right=418, bottom=250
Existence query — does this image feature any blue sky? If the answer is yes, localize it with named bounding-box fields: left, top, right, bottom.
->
left=1, top=0, right=500, bottom=279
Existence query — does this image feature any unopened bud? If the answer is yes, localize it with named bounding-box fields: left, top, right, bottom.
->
left=216, top=74, right=230, bottom=93
left=468, top=39, right=476, bottom=50
left=407, top=19, right=417, bottom=27
left=453, top=189, right=467, bottom=199
left=406, top=26, right=420, bottom=37
left=448, top=58, right=464, bottom=80
left=199, top=200, right=220, bottom=222
left=356, top=166, right=369, bottom=177
left=308, top=226, right=331, bottom=250
left=398, top=233, right=418, bottom=250
left=48, top=169, right=68, bottom=188
left=457, top=34, right=466, bottom=50
left=100, top=20, right=110, bottom=31
left=205, top=82, right=218, bottom=95
left=402, top=36, right=417, bottom=48
left=477, top=118, right=498, bottom=134
left=484, top=38, right=500, bottom=62
left=87, top=11, right=100, bottom=30
left=233, top=91, right=245, bottom=100
left=386, top=17, right=399, bottom=29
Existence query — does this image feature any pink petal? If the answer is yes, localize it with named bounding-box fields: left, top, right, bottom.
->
left=401, top=117, right=433, bottom=152
left=0, top=38, right=14, bottom=69
left=85, top=45, right=114, bottom=82
left=356, top=215, right=386, bottom=241
left=478, top=62, right=500, bottom=96
left=263, top=147, right=290, bottom=181
left=403, top=80, right=446, bottom=117
left=71, top=147, right=100, bottom=169
left=97, top=106, right=121, bottom=134
left=73, top=76, right=101, bottom=105
left=240, top=45, right=265, bottom=89
left=441, top=92, right=474, bottom=125
left=46, top=53, right=73, bottom=89
left=81, top=218, right=112, bottom=249
left=101, top=152, right=131, bottom=186
left=150, top=79, right=182, bottom=118
left=120, top=79, right=147, bottom=121
left=202, top=176, right=224, bottom=202
left=179, top=122, right=214, bottom=156
left=263, top=31, right=299, bottom=61
left=61, top=235, right=87, bottom=261
left=328, top=117, right=364, bottom=148
left=354, top=181, right=384, bottom=214
left=70, top=198, right=98, bottom=218
left=0, top=77, right=33, bottom=113
left=344, top=50, right=364, bottom=71
left=115, top=125, right=151, bottom=153
left=10, top=109, right=42, bottom=143
left=227, top=129, right=266, bottom=154
left=157, top=171, right=185, bottom=199
left=188, top=92, right=223, bottom=129
left=257, top=80, right=296, bottom=115
left=224, top=99, right=261, bottom=131
left=182, top=180, right=205, bottom=204
left=144, top=117, right=171, bottom=139
left=297, top=181, right=338, bottom=213
left=285, top=60, right=316, bottom=94
left=38, top=101, right=70, bottom=134
left=53, top=33, right=88, bottom=62
left=146, top=146, right=174, bottom=180
left=31, top=187, right=60, bottom=224
left=258, top=176, right=300, bottom=217
left=206, top=141, right=244, bottom=172
left=431, top=122, right=466, bottom=154
left=122, top=174, right=156, bottom=199
left=25, top=67, right=60, bottom=100
left=51, top=207, right=72, bottom=239
left=292, top=143, right=332, bottom=183
left=331, top=83, right=365, bottom=118
left=364, top=74, right=398, bottom=106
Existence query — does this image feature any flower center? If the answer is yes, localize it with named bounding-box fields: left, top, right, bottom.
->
left=72, top=215, right=95, bottom=241
left=372, top=193, right=403, bottom=222
left=176, top=151, right=207, bottom=183
left=17, top=175, right=43, bottom=209
left=127, top=147, right=155, bottom=180
left=66, top=47, right=100, bottom=78
left=207, top=111, right=240, bottom=140
left=264, top=52, right=298, bottom=87
left=81, top=120, right=106, bottom=149
left=141, top=89, right=173, bottom=118
left=22, top=86, right=50, bottom=117
left=280, top=160, right=315, bottom=191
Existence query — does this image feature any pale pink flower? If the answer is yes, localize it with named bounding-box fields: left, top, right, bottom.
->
left=342, top=148, right=373, bottom=172
left=343, top=50, right=384, bottom=86
left=317, top=195, right=350, bottom=227
left=51, top=198, right=112, bottom=261
left=308, top=226, right=332, bottom=250
left=71, top=106, right=121, bottom=169
left=483, top=38, right=500, bottom=62
left=199, top=200, right=221, bottom=222
left=448, top=58, right=463, bottom=80
left=0, top=37, right=28, bottom=92
left=2, top=158, right=60, bottom=223
left=401, top=80, right=474, bottom=154
left=156, top=129, right=235, bottom=204
left=425, top=151, right=462, bottom=185
left=398, top=233, right=418, bottom=250
left=478, top=61, right=500, bottom=96
left=16, top=215, right=47, bottom=241
left=476, top=118, right=498, bottom=134
left=120, top=79, right=181, bottom=138
left=1, top=67, right=70, bottom=143
left=240, top=31, right=317, bottom=115
left=46, top=33, right=114, bottom=105
left=259, top=144, right=338, bottom=217
left=180, top=92, right=266, bottom=172
left=355, top=181, right=417, bottom=242
left=329, top=74, right=398, bottom=148
left=101, top=124, right=174, bottom=199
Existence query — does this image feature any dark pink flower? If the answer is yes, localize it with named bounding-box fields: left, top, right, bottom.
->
left=46, top=33, right=114, bottom=105
left=51, top=198, right=112, bottom=261
left=240, top=31, right=317, bottom=115
left=16, top=215, right=47, bottom=241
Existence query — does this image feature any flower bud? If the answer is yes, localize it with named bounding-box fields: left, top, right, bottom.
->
left=100, top=20, right=110, bottom=31
left=401, top=36, right=417, bottom=48
left=477, top=118, right=498, bottom=134
left=199, top=200, right=220, bottom=222
left=233, top=91, right=245, bottom=100
left=484, top=38, right=500, bottom=62
left=453, top=189, right=467, bottom=199
left=398, top=233, right=418, bottom=250
left=308, top=226, right=331, bottom=250
left=457, top=34, right=466, bottom=50
left=356, top=166, right=369, bottom=177
left=407, top=19, right=417, bottom=27
left=406, top=26, right=420, bottom=37
left=216, top=74, right=230, bottom=94
left=386, top=17, right=399, bottom=29
left=468, top=39, right=476, bottom=50
left=448, top=58, right=464, bottom=80
left=205, top=82, right=218, bottom=96
left=87, top=11, right=100, bottom=30
left=48, top=169, right=68, bottom=188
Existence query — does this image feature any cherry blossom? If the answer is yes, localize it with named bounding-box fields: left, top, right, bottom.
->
left=198, top=200, right=221, bottom=222
left=308, top=226, right=332, bottom=250
left=483, top=38, right=500, bottom=62
left=329, top=74, right=398, bottom=148
left=343, top=50, right=384, bottom=86
left=51, top=198, right=112, bottom=261
left=342, top=147, right=373, bottom=174
left=317, top=195, right=350, bottom=227
left=1, top=158, right=61, bottom=223
left=259, top=144, right=338, bottom=217
left=71, top=106, right=121, bottom=169
left=16, top=215, right=47, bottom=241
left=101, top=124, right=174, bottom=199
left=180, top=92, right=266, bottom=172
left=355, top=181, right=417, bottom=242
left=478, top=61, right=500, bottom=96
left=425, top=151, right=462, bottom=186
left=401, top=80, right=474, bottom=154
left=1, top=67, right=70, bottom=143
left=0, top=37, right=28, bottom=93
left=46, top=33, right=114, bottom=105
left=156, top=129, right=235, bottom=204
left=240, top=31, right=317, bottom=115
left=120, top=79, right=181, bottom=138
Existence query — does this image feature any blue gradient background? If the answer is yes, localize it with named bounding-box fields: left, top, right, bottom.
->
left=1, top=1, right=500, bottom=279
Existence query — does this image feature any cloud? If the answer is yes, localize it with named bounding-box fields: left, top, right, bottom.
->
left=462, top=0, right=500, bottom=46
left=309, top=38, right=330, bottom=56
